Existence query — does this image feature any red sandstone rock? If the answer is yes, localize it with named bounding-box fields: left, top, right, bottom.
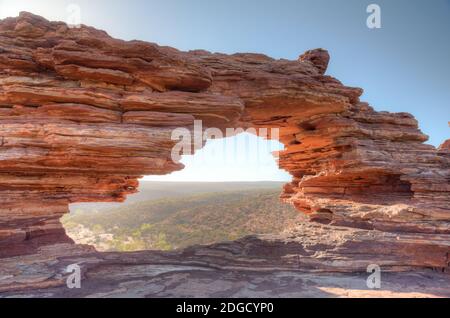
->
left=439, top=139, right=450, bottom=152
left=299, top=48, right=330, bottom=75
left=1, top=239, right=449, bottom=297
left=0, top=12, right=448, bottom=276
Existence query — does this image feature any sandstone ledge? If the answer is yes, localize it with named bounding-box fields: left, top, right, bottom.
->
left=1, top=225, right=450, bottom=298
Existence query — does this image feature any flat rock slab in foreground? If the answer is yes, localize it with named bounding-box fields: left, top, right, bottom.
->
left=1, top=238, right=449, bottom=298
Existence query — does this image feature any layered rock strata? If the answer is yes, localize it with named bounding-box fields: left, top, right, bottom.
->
left=2, top=232, right=450, bottom=298
left=0, top=13, right=448, bottom=276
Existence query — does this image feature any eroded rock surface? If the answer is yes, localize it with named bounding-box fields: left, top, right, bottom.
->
left=2, top=225, right=450, bottom=298
left=0, top=12, right=449, bottom=291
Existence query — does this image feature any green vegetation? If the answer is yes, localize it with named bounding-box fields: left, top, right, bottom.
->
left=62, top=188, right=301, bottom=252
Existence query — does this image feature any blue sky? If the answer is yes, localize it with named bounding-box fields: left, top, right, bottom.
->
left=1, top=0, right=449, bottom=181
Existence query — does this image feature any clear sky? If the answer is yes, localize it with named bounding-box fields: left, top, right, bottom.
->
left=1, top=0, right=449, bottom=181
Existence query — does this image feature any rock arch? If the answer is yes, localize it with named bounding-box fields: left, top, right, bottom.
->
left=0, top=13, right=449, bottom=272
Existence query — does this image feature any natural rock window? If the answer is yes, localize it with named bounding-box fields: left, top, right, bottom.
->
left=63, top=133, right=300, bottom=252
